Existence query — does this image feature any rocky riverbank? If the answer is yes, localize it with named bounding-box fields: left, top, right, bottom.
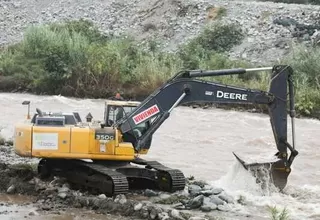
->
left=1, top=0, right=320, bottom=64
left=0, top=143, right=259, bottom=220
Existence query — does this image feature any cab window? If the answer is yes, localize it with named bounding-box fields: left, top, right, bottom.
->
left=106, top=105, right=150, bottom=136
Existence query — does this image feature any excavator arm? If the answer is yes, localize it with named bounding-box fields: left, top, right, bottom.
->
left=116, top=65, right=298, bottom=190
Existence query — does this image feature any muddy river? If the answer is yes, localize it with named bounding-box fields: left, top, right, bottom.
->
left=0, top=92, right=320, bottom=220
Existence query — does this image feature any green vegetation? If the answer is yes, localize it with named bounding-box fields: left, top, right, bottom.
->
left=0, top=19, right=244, bottom=98
left=0, top=135, right=5, bottom=145
left=0, top=19, right=319, bottom=118
left=268, top=206, right=290, bottom=220
left=283, top=45, right=320, bottom=116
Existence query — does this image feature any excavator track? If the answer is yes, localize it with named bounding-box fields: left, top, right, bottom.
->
left=38, top=158, right=186, bottom=196
left=38, top=159, right=129, bottom=196
left=78, top=161, right=129, bottom=195
left=131, top=157, right=186, bottom=192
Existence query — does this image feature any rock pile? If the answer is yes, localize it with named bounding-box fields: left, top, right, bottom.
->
left=0, top=0, right=320, bottom=64
left=4, top=171, right=240, bottom=219
left=0, top=140, right=39, bottom=165
left=175, top=182, right=235, bottom=212
left=31, top=180, right=239, bottom=220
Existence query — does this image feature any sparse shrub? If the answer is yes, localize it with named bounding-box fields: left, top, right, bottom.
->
left=0, top=136, right=5, bottom=145
left=282, top=44, right=320, bottom=117
left=178, top=23, right=244, bottom=69
left=206, top=6, right=227, bottom=20
left=143, top=23, right=157, bottom=32
left=284, top=45, right=320, bottom=89
left=268, top=206, right=290, bottom=220
left=131, top=52, right=183, bottom=96
left=48, top=19, right=109, bottom=43
left=190, top=23, right=244, bottom=53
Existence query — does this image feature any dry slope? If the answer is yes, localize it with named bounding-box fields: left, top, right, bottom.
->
left=0, top=0, right=320, bottom=64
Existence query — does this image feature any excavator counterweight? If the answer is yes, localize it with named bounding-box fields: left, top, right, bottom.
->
left=13, top=65, right=298, bottom=195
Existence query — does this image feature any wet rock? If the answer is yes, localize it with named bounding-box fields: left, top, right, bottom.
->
left=158, top=211, right=170, bottom=220
left=199, top=190, right=213, bottom=196
left=49, top=177, right=61, bottom=186
left=159, top=193, right=171, bottom=200
left=35, top=181, right=47, bottom=191
left=77, top=197, right=90, bottom=207
left=149, top=206, right=162, bottom=219
left=199, top=187, right=223, bottom=196
left=145, top=189, right=158, bottom=197
left=58, top=185, right=69, bottom=194
left=188, top=184, right=202, bottom=196
left=202, top=185, right=213, bottom=190
left=96, top=198, right=121, bottom=212
left=191, top=180, right=207, bottom=188
left=173, top=203, right=186, bottom=210
left=28, top=211, right=38, bottom=216
left=209, top=195, right=225, bottom=206
left=98, top=194, right=106, bottom=199
left=189, top=217, right=208, bottom=220
left=211, top=188, right=224, bottom=195
left=71, top=191, right=82, bottom=197
left=186, top=195, right=204, bottom=209
left=58, top=192, right=67, bottom=199
left=170, top=209, right=184, bottom=220
left=218, top=191, right=234, bottom=204
left=91, top=198, right=104, bottom=208
left=140, top=206, right=149, bottom=218
left=114, top=194, right=127, bottom=204
left=273, top=17, right=298, bottom=27
left=200, top=197, right=217, bottom=212
left=51, top=211, right=61, bottom=215
left=180, top=212, right=192, bottom=219
left=37, top=199, right=45, bottom=204
left=40, top=205, right=52, bottom=211
left=119, top=197, right=127, bottom=204
left=6, top=185, right=15, bottom=194
left=217, top=204, right=231, bottom=212
left=200, top=205, right=212, bottom=212
left=156, top=194, right=188, bottom=205
left=134, top=202, right=143, bottom=211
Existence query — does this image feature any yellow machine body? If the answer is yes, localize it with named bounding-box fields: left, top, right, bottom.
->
left=13, top=99, right=148, bottom=161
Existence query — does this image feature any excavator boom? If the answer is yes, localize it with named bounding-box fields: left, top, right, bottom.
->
left=117, top=65, right=298, bottom=190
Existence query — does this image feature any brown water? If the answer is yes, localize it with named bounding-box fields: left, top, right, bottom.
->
left=1, top=92, right=320, bottom=220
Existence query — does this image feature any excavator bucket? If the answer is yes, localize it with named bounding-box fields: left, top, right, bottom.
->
left=233, top=153, right=290, bottom=191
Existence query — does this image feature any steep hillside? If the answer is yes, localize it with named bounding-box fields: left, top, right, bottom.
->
left=0, top=0, right=319, bottom=64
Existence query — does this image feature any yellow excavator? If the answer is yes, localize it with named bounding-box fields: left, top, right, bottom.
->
left=13, top=65, right=298, bottom=196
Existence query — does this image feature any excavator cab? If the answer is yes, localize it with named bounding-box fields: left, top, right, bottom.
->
left=103, top=99, right=153, bottom=151
left=104, top=100, right=141, bottom=126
